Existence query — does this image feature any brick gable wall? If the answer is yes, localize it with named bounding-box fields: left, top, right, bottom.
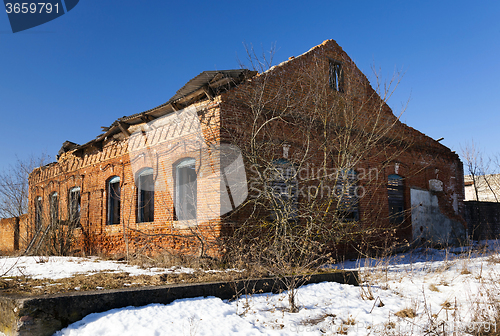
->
left=25, top=40, right=465, bottom=257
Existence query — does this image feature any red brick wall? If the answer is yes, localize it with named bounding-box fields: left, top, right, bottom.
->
left=27, top=39, right=465, bottom=257
left=219, top=39, right=465, bottom=248
left=0, top=214, right=28, bottom=253
left=29, top=99, right=223, bottom=257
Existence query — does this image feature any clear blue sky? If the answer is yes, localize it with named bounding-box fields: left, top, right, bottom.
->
left=0, top=0, right=499, bottom=171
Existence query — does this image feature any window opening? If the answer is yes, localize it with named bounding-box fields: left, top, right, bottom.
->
left=50, top=192, right=59, bottom=225
left=68, top=187, right=81, bottom=226
left=175, top=159, right=197, bottom=220
left=137, top=168, right=154, bottom=223
left=335, top=169, right=359, bottom=221
left=107, top=176, right=121, bottom=225
left=329, top=60, right=344, bottom=92
left=388, top=174, right=405, bottom=224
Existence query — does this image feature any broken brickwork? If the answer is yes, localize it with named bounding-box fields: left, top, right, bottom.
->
left=27, top=40, right=466, bottom=257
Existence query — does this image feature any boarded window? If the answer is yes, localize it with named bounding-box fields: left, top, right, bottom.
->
left=68, top=187, right=81, bottom=226
left=329, top=60, right=344, bottom=92
left=137, top=168, right=154, bottom=223
left=388, top=174, right=405, bottom=224
left=107, top=176, right=121, bottom=225
left=269, top=159, right=298, bottom=221
left=50, top=192, right=59, bottom=225
left=175, top=159, right=197, bottom=221
left=335, top=169, right=359, bottom=221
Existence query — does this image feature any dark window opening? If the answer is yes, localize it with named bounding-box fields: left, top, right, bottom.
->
left=107, top=176, right=121, bottom=225
left=329, top=60, right=344, bottom=93
left=68, top=187, right=81, bottom=226
left=137, top=168, right=155, bottom=223
left=175, top=159, right=197, bottom=221
left=335, top=169, right=359, bottom=221
left=50, top=192, right=59, bottom=225
left=35, top=196, right=43, bottom=231
left=269, top=159, right=298, bottom=221
left=388, top=174, right=405, bottom=224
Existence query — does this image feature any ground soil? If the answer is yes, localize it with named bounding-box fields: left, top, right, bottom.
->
left=0, top=270, right=261, bottom=296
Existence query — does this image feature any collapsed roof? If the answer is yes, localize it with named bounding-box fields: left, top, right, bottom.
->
left=58, top=69, right=257, bottom=158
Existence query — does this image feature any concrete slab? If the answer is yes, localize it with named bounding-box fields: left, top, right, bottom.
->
left=0, top=271, right=357, bottom=336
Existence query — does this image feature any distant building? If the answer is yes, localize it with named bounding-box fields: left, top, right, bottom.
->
left=464, top=174, right=500, bottom=241
left=464, top=174, right=500, bottom=202
left=0, top=215, right=28, bottom=253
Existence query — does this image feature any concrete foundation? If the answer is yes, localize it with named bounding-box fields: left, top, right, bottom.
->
left=0, top=271, right=357, bottom=336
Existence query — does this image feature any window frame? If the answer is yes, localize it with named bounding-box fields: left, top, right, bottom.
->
left=107, top=176, right=121, bottom=225
left=174, top=158, right=197, bottom=221
left=49, top=192, right=59, bottom=226
left=269, top=159, right=299, bottom=222
left=388, top=174, right=405, bottom=224
left=137, top=168, right=155, bottom=223
left=35, top=196, right=43, bottom=230
left=329, top=59, right=345, bottom=93
left=335, top=169, right=359, bottom=222
left=68, top=186, right=81, bottom=226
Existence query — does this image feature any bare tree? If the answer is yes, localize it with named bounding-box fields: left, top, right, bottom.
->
left=0, top=154, right=50, bottom=219
left=224, top=44, right=411, bottom=312
left=461, top=141, right=499, bottom=203
left=25, top=164, right=85, bottom=256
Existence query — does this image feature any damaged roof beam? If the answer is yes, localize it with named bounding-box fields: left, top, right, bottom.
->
left=202, top=85, right=215, bottom=100
left=170, top=102, right=181, bottom=112
left=117, top=121, right=131, bottom=137
left=140, top=114, right=155, bottom=123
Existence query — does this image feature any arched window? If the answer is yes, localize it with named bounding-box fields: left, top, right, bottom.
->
left=388, top=174, right=405, bottom=224
left=68, top=187, right=81, bottom=226
left=107, top=176, right=121, bottom=225
left=50, top=192, right=59, bottom=225
left=335, top=169, right=359, bottom=221
left=175, top=159, right=197, bottom=220
left=35, top=196, right=43, bottom=230
left=137, top=168, right=154, bottom=223
left=269, top=159, right=298, bottom=221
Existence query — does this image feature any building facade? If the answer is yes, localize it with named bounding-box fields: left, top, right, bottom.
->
left=27, top=40, right=466, bottom=257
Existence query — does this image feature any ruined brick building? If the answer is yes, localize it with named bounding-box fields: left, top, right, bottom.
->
left=0, top=215, right=28, bottom=253
left=24, top=40, right=466, bottom=257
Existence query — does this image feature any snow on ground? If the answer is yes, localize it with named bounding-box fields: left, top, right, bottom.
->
left=0, top=256, right=194, bottom=279
left=4, top=242, right=500, bottom=335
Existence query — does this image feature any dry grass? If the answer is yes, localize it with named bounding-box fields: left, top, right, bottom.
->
left=395, top=307, right=416, bottom=318
left=429, top=283, right=440, bottom=292
left=360, top=283, right=375, bottom=300
left=344, top=316, right=356, bottom=325
left=461, top=267, right=472, bottom=275
left=337, top=316, right=356, bottom=335
left=299, top=313, right=336, bottom=326
left=0, top=269, right=257, bottom=295
left=102, top=252, right=223, bottom=271
left=440, top=300, right=452, bottom=309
